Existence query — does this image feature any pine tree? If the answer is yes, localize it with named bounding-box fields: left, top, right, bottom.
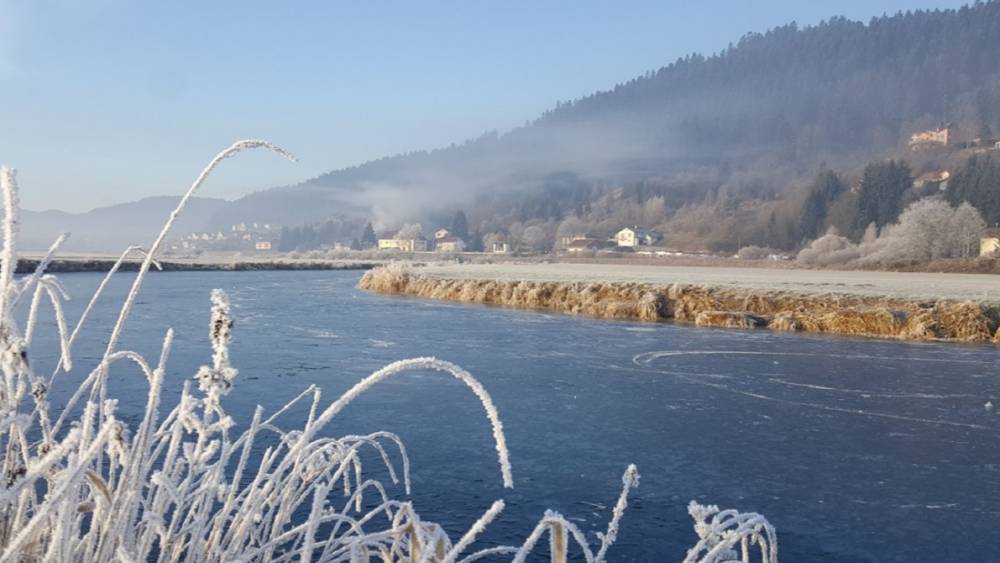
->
left=450, top=211, right=470, bottom=240
left=361, top=222, right=377, bottom=248
left=853, top=160, right=912, bottom=236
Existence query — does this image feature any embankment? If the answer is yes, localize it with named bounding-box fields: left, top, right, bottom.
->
left=358, top=265, right=1000, bottom=344
left=15, top=258, right=379, bottom=273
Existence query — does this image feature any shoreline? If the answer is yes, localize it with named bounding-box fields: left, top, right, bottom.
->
left=15, top=257, right=381, bottom=273
left=358, top=264, right=1000, bottom=344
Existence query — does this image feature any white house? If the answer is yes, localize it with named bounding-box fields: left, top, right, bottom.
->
left=435, top=236, right=465, bottom=253
left=914, top=170, right=950, bottom=191
left=615, top=227, right=662, bottom=248
left=434, top=228, right=451, bottom=240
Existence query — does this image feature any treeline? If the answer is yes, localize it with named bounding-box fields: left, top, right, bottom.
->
left=451, top=150, right=999, bottom=256
left=276, top=217, right=375, bottom=252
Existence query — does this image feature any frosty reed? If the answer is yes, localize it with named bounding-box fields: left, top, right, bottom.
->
left=0, top=142, right=776, bottom=562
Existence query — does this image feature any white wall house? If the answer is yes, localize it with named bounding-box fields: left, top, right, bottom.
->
left=615, top=227, right=662, bottom=248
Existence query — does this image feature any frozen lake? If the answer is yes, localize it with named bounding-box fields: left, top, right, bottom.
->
left=28, top=270, right=1000, bottom=561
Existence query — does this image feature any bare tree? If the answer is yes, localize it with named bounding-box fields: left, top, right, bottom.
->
left=952, top=202, right=987, bottom=258
left=395, top=223, right=423, bottom=240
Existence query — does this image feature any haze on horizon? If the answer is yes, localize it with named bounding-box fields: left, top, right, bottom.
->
left=0, top=0, right=972, bottom=213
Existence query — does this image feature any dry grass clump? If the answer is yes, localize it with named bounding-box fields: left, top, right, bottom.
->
left=361, top=267, right=1000, bottom=344
left=358, top=271, right=668, bottom=321
left=694, top=311, right=768, bottom=329
left=0, top=143, right=778, bottom=562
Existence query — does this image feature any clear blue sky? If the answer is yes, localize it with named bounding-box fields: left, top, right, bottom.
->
left=0, top=0, right=973, bottom=211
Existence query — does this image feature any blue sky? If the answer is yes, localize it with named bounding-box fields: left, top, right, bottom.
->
left=0, top=0, right=974, bottom=211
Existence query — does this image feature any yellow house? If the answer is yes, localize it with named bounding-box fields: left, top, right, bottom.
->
left=378, top=238, right=428, bottom=252
left=254, top=241, right=272, bottom=251
left=909, top=127, right=949, bottom=148
left=981, top=230, right=1000, bottom=258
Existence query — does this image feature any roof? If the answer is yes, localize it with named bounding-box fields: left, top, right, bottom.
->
left=915, top=170, right=950, bottom=183
left=436, top=236, right=464, bottom=244
left=566, top=238, right=601, bottom=249
left=983, top=228, right=1000, bottom=239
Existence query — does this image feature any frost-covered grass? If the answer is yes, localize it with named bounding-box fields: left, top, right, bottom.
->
left=0, top=142, right=777, bottom=562
left=408, top=262, right=1000, bottom=302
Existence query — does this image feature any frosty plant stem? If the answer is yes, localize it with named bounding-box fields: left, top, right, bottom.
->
left=0, top=140, right=777, bottom=562
left=103, top=139, right=297, bottom=362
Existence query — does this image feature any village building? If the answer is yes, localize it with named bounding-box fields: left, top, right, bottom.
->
left=378, top=238, right=428, bottom=252
left=909, top=126, right=950, bottom=149
left=558, top=233, right=593, bottom=249
left=564, top=238, right=602, bottom=253
left=435, top=236, right=466, bottom=253
left=981, top=229, right=1000, bottom=258
left=254, top=241, right=273, bottom=251
left=434, top=228, right=452, bottom=240
left=615, top=227, right=663, bottom=248
left=490, top=241, right=510, bottom=254
left=914, top=170, right=950, bottom=191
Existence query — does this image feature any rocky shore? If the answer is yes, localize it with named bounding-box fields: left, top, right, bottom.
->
left=359, top=264, right=1000, bottom=344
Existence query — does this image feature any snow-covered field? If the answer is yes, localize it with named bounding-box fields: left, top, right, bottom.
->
left=417, top=262, right=1000, bottom=303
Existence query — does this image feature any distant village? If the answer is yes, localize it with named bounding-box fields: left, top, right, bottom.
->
left=375, top=225, right=692, bottom=256
left=168, top=222, right=276, bottom=253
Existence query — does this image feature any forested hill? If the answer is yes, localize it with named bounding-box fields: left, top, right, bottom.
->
left=216, top=2, right=1000, bottom=235
left=537, top=6, right=1000, bottom=159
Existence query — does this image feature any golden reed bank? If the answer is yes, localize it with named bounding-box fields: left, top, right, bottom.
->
left=359, top=266, right=1000, bottom=344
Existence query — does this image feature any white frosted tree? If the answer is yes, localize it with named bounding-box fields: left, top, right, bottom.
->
left=859, top=198, right=988, bottom=264
left=554, top=216, right=590, bottom=249
left=395, top=222, right=423, bottom=240
left=951, top=201, right=987, bottom=258
left=520, top=225, right=550, bottom=253
left=861, top=222, right=879, bottom=244
left=483, top=231, right=507, bottom=252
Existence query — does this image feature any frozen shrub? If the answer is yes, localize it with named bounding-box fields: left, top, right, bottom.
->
left=737, top=246, right=775, bottom=260
left=796, top=231, right=860, bottom=267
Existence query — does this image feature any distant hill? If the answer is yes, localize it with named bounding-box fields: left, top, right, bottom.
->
left=22, top=197, right=227, bottom=252
left=221, top=2, right=1000, bottom=231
